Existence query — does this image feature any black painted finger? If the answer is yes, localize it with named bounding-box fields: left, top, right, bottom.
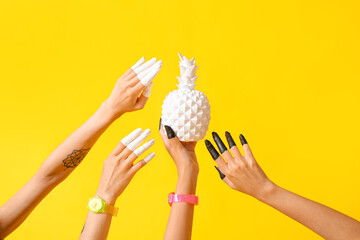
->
left=239, top=134, right=248, bottom=145
left=225, top=131, right=236, bottom=149
left=159, top=118, right=162, bottom=131
left=205, top=140, right=220, bottom=160
left=164, top=125, right=176, bottom=139
left=215, top=166, right=226, bottom=180
left=212, top=132, right=228, bottom=153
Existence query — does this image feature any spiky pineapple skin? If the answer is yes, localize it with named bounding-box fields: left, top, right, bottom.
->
left=161, top=88, right=211, bottom=142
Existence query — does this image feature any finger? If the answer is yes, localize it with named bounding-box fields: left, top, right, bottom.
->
left=130, top=152, right=155, bottom=174
left=212, top=132, right=235, bottom=163
left=126, top=138, right=155, bottom=164
left=133, top=83, right=152, bottom=110
left=214, top=166, right=236, bottom=188
left=159, top=124, right=171, bottom=150
left=239, top=134, right=253, bottom=157
left=133, top=138, right=155, bottom=158
left=133, top=57, right=157, bottom=74
left=134, top=63, right=162, bottom=89
left=164, top=125, right=182, bottom=149
left=115, top=128, right=142, bottom=155
left=127, top=128, right=151, bottom=151
left=131, top=57, right=146, bottom=70
left=204, top=140, right=228, bottom=169
left=135, top=60, right=162, bottom=83
left=225, top=131, right=243, bottom=159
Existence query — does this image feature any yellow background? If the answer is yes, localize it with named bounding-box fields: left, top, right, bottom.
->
left=0, top=0, right=359, bottom=239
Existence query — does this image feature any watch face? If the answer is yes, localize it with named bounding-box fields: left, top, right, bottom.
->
left=89, top=198, right=104, bottom=212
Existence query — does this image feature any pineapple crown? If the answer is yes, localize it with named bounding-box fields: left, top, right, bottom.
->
left=177, top=53, right=199, bottom=90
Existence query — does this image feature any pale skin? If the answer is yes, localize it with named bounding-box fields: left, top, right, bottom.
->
left=79, top=128, right=155, bottom=240
left=160, top=124, right=199, bottom=240
left=206, top=132, right=360, bottom=240
left=0, top=57, right=161, bottom=239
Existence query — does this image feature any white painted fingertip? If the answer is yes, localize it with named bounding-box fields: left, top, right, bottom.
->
left=120, top=128, right=142, bottom=146
left=131, top=57, right=145, bottom=70
left=143, top=82, right=153, bottom=98
left=140, top=65, right=161, bottom=86
left=137, top=60, right=162, bottom=80
left=133, top=138, right=155, bottom=156
left=144, top=152, right=155, bottom=163
left=127, top=128, right=151, bottom=151
left=134, top=57, right=157, bottom=74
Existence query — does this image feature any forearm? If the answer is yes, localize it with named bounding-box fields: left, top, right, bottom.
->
left=36, top=100, right=117, bottom=182
left=164, top=172, right=198, bottom=240
left=258, top=184, right=360, bottom=240
left=0, top=101, right=117, bottom=238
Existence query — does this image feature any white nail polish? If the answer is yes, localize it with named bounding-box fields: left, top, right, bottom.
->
left=134, top=139, right=155, bottom=156
left=143, top=82, right=153, bottom=98
left=127, top=128, right=151, bottom=151
left=121, top=128, right=142, bottom=146
left=137, top=60, right=162, bottom=80
left=178, top=53, right=184, bottom=61
left=131, top=57, right=145, bottom=70
left=140, top=66, right=161, bottom=86
left=144, top=152, right=155, bottom=163
left=134, top=57, right=157, bottom=74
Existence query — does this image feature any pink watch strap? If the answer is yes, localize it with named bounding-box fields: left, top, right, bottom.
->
left=168, top=192, right=199, bottom=206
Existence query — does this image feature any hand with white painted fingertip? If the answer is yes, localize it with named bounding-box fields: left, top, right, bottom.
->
left=105, top=57, right=162, bottom=119
left=95, top=128, right=155, bottom=204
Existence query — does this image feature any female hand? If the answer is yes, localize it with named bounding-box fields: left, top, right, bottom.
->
left=96, top=128, right=156, bottom=204
left=159, top=121, right=198, bottom=179
left=105, top=57, right=162, bottom=119
left=205, top=132, right=275, bottom=200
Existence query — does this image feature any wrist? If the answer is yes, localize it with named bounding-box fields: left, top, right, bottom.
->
left=95, top=190, right=118, bottom=205
left=101, top=99, right=124, bottom=122
left=254, top=180, right=279, bottom=202
left=175, top=172, right=198, bottom=195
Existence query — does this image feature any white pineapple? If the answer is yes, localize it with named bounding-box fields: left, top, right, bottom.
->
left=161, top=53, right=211, bottom=142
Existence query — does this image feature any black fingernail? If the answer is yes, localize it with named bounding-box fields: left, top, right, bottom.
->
left=214, top=166, right=226, bottom=180
left=239, top=134, right=248, bottom=145
left=225, top=131, right=236, bottom=149
left=205, top=140, right=220, bottom=160
left=212, top=132, right=227, bottom=153
left=159, top=118, right=162, bottom=131
left=164, top=125, right=176, bottom=139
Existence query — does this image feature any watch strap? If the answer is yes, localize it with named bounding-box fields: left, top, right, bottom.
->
left=103, top=201, right=118, bottom=217
left=168, top=192, right=199, bottom=206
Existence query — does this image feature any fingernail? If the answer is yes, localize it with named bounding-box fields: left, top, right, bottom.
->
left=131, top=57, right=145, bottom=69
left=140, top=66, right=161, bottom=86
left=225, top=131, right=236, bottom=149
left=159, top=118, right=162, bottom=131
left=134, top=57, right=157, bottom=74
left=144, top=152, right=155, bottom=163
left=215, top=166, right=225, bottom=180
left=239, top=134, right=248, bottom=146
left=205, top=140, right=220, bottom=160
left=143, top=82, right=153, bottom=98
left=212, top=132, right=227, bottom=154
left=164, top=125, right=176, bottom=139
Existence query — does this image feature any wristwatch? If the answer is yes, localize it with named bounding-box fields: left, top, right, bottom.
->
left=87, top=197, right=118, bottom=217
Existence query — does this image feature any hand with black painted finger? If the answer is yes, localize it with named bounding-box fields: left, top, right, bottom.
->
left=205, top=132, right=274, bottom=199
left=105, top=57, right=162, bottom=119
left=159, top=121, right=198, bottom=179
left=205, top=131, right=360, bottom=240
left=159, top=120, right=199, bottom=240
left=80, top=128, right=155, bottom=240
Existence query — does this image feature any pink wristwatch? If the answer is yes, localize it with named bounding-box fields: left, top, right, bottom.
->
left=168, top=192, right=199, bottom=206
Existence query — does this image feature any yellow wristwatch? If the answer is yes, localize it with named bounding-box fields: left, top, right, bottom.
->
left=87, top=197, right=118, bottom=217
